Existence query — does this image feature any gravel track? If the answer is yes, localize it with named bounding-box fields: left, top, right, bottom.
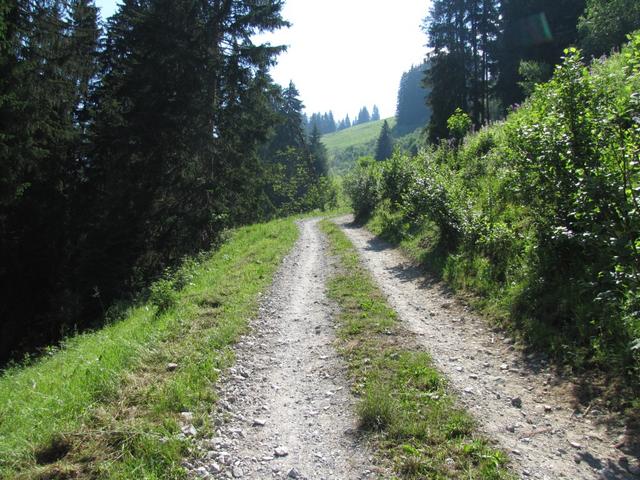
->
left=189, top=218, right=383, bottom=480
left=335, top=214, right=639, bottom=480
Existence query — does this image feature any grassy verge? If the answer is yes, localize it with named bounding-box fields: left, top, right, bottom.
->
left=0, top=218, right=299, bottom=479
left=320, top=219, right=513, bottom=480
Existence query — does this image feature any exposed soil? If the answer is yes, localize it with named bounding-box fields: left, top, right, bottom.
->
left=335, top=214, right=640, bottom=480
left=187, top=219, right=385, bottom=479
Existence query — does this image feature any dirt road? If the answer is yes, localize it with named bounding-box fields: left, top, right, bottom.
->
left=336, top=214, right=637, bottom=480
left=189, top=218, right=383, bottom=479
left=189, top=216, right=638, bottom=480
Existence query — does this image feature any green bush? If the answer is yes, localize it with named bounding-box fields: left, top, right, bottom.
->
left=345, top=35, right=640, bottom=386
left=149, top=277, right=178, bottom=314
left=344, top=157, right=382, bottom=220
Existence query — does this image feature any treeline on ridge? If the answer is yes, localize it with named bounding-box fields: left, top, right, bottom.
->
left=0, top=0, right=332, bottom=362
left=305, top=104, right=381, bottom=136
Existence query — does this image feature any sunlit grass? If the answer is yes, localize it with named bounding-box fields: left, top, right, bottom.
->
left=0, top=218, right=299, bottom=479
left=321, top=219, right=513, bottom=479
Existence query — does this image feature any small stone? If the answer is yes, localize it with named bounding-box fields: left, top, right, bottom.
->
left=195, top=466, right=209, bottom=478
left=511, top=397, right=523, bottom=408
left=287, top=468, right=301, bottom=478
left=506, top=425, right=516, bottom=433
left=544, top=405, right=553, bottom=413
left=456, top=366, right=464, bottom=372
left=500, top=363, right=509, bottom=370
left=628, top=463, right=640, bottom=475
left=569, top=441, right=583, bottom=449
left=252, top=418, right=266, bottom=427
left=166, top=362, right=179, bottom=371
left=469, top=374, right=478, bottom=379
left=209, top=463, right=222, bottom=474
left=463, top=387, right=474, bottom=394
left=232, top=466, right=244, bottom=478
left=180, top=411, right=194, bottom=421
left=511, top=449, right=522, bottom=456
left=181, top=425, right=197, bottom=436
left=274, top=447, right=288, bottom=457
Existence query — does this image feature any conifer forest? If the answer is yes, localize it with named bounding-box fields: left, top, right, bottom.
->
left=1, top=0, right=640, bottom=478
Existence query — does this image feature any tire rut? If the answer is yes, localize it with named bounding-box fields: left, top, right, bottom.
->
left=335, top=214, right=639, bottom=480
left=188, top=218, right=383, bottom=480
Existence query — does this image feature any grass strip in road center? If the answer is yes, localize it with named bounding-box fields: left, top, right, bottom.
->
left=320, top=219, right=513, bottom=480
left=0, top=218, right=298, bottom=479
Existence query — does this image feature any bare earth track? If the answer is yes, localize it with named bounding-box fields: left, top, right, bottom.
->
left=189, top=219, right=383, bottom=479
left=335, top=214, right=639, bottom=480
left=188, top=216, right=639, bottom=480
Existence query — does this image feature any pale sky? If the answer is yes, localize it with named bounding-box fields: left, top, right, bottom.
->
left=95, top=0, right=430, bottom=120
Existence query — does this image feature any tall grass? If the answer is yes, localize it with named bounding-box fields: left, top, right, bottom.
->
left=0, top=218, right=298, bottom=479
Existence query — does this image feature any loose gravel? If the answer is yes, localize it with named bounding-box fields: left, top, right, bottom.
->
left=336, top=214, right=639, bottom=480
left=187, top=218, right=384, bottom=480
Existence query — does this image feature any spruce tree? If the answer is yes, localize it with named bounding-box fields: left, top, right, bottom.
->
left=309, top=124, right=329, bottom=177
left=396, top=63, right=431, bottom=129
left=496, top=0, right=586, bottom=109
left=357, top=106, right=371, bottom=124
left=374, top=120, right=393, bottom=161
left=371, top=105, right=381, bottom=121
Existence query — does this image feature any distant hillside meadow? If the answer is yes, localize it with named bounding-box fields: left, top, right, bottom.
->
left=322, top=118, right=424, bottom=174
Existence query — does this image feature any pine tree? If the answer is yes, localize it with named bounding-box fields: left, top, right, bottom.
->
left=496, top=0, right=586, bottom=109
left=396, top=63, right=431, bottom=129
left=424, top=0, right=500, bottom=140
left=374, top=120, right=393, bottom=161
left=356, top=106, right=371, bottom=124
left=309, top=124, right=328, bottom=177
left=0, top=0, right=101, bottom=358
left=88, top=0, right=288, bottom=310
left=371, top=105, right=381, bottom=121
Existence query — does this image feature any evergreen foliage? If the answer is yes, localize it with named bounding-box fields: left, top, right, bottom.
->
left=371, top=104, right=380, bottom=121
left=308, top=110, right=337, bottom=135
left=496, top=0, right=586, bottom=109
left=355, top=106, right=371, bottom=125
left=336, top=114, right=352, bottom=131
left=374, top=120, right=393, bottom=161
left=396, top=63, right=431, bottom=130
left=424, top=0, right=500, bottom=141
left=346, top=39, right=640, bottom=389
left=0, top=0, right=333, bottom=362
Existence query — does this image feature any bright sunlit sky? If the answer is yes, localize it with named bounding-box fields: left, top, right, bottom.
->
left=95, top=0, right=431, bottom=120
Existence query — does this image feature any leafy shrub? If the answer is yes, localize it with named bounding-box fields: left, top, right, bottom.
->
left=380, top=151, right=417, bottom=208
left=149, top=277, right=178, bottom=314
left=344, top=157, right=382, bottom=219
left=345, top=35, right=640, bottom=383
left=402, top=155, right=464, bottom=248
left=447, top=108, right=472, bottom=145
